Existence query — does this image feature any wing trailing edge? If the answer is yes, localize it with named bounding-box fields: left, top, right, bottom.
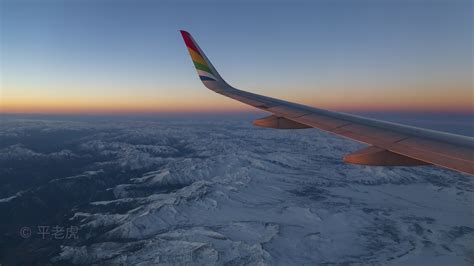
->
left=253, top=115, right=311, bottom=129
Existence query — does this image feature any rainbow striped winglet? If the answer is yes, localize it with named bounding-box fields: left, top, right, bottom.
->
left=180, top=30, right=220, bottom=83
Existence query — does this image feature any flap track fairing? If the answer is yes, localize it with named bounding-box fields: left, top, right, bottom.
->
left=344, top=146, right=430, bottom=166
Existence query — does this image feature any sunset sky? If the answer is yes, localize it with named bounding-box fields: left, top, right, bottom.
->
left=1, top=0, right=472, bottom=114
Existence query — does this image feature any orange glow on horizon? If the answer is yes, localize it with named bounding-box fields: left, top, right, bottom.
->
left=2, top=83, right=472, bottom=114
left=2, top=98, right=472, bottom=114
left=0, top=96, right=250, bottom=114
left=0, top=87, right=249, bottom=114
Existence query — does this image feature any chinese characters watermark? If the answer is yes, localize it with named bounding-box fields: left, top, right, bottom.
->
left=20, top=225, right=79, bottom=240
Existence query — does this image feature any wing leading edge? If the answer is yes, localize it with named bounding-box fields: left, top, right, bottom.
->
left=180, top=30, right=474, bottom=176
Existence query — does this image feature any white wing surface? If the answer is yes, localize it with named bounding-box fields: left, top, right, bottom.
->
left=180, top=30, right=474, bottom=176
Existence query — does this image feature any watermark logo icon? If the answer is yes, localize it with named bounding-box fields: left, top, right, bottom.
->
left=19, top=226, right=32, bottom=238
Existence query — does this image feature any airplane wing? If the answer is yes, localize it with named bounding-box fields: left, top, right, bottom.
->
left=180, top=30, right=474, bottom=176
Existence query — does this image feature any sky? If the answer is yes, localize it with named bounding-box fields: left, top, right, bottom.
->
left=0, top=0, right=472, bottom=114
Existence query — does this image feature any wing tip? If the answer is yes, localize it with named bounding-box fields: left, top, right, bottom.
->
left=179, top=30, right=199, bottom=52
left=179, top=30, right=227, bottom=88
left=179, top=30, right=191, bottom=40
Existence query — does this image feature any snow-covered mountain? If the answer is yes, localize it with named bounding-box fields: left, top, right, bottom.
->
left=0, top=116, right=472, bottom=265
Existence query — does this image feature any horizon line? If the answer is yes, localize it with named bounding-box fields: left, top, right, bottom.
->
left=2, top=108, right=473, bottom=116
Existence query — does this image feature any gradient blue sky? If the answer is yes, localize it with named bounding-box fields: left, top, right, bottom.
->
left=1, top=0, right=472, bottom=113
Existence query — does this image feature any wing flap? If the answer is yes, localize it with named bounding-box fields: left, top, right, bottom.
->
left=389, top=140, right=474, bottom=174
left=292, top=113, right=350, bottom=131
left=253, top=115, right=311, bottom=129
left=267, top=106, right=311, bottom=118
left=397, top=137, right=473, bottom=160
